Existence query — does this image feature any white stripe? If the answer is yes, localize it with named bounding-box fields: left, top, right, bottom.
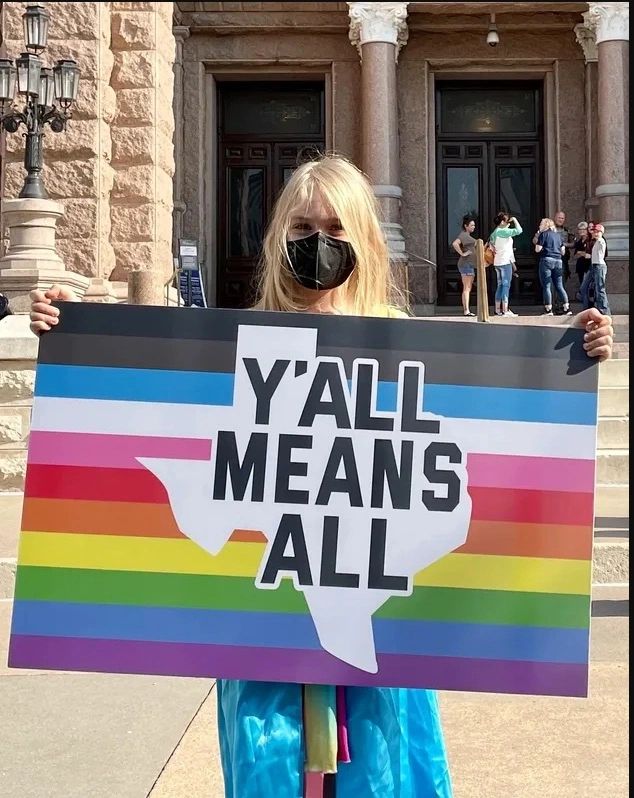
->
left=30, top=396, right=597, bottom=460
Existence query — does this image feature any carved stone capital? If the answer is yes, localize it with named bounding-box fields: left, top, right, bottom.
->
left=348, top=2, right=409, bottom=61
left=574, top=12, right=598, bottom=62
left=587, top=2, right=629, bottom=44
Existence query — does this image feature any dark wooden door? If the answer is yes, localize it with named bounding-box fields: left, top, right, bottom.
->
left=436, top=82, right=543, bottom=306
left=216, top=83, right=325, bottom=308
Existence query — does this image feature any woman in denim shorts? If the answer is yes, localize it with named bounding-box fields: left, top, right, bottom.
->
left=451, top=215, right=477, bottom=316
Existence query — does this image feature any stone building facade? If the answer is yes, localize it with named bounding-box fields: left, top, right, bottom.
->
left=0, top=0, right=630, bottom=311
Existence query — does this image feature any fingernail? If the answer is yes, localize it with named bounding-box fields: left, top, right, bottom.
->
left=584, top=333, right=590, bottom=340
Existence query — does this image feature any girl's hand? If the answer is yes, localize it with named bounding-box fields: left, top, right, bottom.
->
left=29, top=284, right=79, bottom=335
left=573, top=308, right=614, bottom=362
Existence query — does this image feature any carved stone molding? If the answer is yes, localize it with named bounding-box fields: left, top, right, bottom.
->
left=348, top=2, right=409, bottom=61
left=574, top=12, right=598, bottom=62
left=587, top=2, right=629, bottom=44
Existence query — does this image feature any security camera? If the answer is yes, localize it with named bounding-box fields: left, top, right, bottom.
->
left=487, top=28, right=499, bottom=46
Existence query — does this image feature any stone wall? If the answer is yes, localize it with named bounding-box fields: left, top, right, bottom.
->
left=109, top=2, right=176, bottom=288
left=0, top=2, right=175, bottom=296
left=0, top=316, right=36, bottom=492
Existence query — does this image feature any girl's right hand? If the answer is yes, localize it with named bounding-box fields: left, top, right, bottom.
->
left=29, top=284, right=79, bottom=335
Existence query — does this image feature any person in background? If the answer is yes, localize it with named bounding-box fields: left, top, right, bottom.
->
left=451, top=214, right=477, bottom=317
left=572, top=221, right=592, bottom=301
left=535, top=217, right=572, bottom=316
left=489, top=211, right=522, bottom=316
left=581, top=222, right=611, bottom=315
left=552, top=211, right=574, bottom=313
left=0, top=293, right=12, bottom=321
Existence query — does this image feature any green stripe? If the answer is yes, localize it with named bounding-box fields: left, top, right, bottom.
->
left=14, top=566, right=590, bottom=629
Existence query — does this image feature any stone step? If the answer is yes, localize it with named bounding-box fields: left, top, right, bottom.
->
left=592, top=538, right=630, bottom=584
left=595, top=484, right=629, bottom=518
left=599, top=386, right=629, bottom=417
left=597, top=417, right=630, bottom=449
left=611, top=342, right=629, bottom=359
left=599, top=358, right=629, bottom=388
left=596, top=451, right=629, bottom=485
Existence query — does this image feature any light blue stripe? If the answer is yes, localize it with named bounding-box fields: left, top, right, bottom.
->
left=12, top=601, right=589, bottom=664
left=34, top=364, right=597, bottom=425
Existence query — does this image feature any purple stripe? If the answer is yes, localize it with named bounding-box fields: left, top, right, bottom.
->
left=8, top=635, right=589, bottom=697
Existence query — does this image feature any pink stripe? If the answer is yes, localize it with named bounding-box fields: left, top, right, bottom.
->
left=467, top=454, right=595, bottom=493
left=27, top=431, right=212, bottom=470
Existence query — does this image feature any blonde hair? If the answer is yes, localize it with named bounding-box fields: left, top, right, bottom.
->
left=539, top=217, right=556, bottom=232
left=253, top=154, right=407, bottom=317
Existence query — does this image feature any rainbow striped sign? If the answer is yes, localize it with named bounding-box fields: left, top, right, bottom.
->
left=9, top=304, right=598, bottom=697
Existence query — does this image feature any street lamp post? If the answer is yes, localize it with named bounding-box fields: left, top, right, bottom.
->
left=0, top=4, right=80, bottom=200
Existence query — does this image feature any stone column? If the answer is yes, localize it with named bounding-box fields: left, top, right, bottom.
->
left=109, top=2, right=176, bottom=305
left=348, top=2, right=409, bottom=265
left=588, top=2, right=629, bottom=257
left=172, top=25, right=190, bottom=255
left=574, top=12, right=599, bottom=217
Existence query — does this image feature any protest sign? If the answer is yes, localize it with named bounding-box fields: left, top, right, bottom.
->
left=9, top=305, right=598, bottom=696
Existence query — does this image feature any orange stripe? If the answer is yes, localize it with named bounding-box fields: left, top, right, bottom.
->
left=22, top=498, right=592, bottom=560
left=456, top=520, right=592, bottom=560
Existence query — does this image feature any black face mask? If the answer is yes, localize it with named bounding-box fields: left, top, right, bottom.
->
left=286, top=231, right=356, bottom=291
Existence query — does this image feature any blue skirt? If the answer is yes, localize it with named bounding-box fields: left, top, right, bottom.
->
left=217, top=679, right=453, bottom=798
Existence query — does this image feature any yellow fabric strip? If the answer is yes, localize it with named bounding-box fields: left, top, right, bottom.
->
left=303, top=685, right=338, bottom=773
left=18, top=532, right=591, bottom=595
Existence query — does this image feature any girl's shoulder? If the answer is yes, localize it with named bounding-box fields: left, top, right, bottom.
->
left=374, top=305, right=410, bottom=319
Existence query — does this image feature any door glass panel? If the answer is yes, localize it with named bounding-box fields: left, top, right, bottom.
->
left=228, top=168, right=265, bottom=258
left=223, top=88, right=323, bottom=136
left=498, top=165, right=535, bottom=256
left=440, top=88, right=537, bottom=135
left=446, top=167, right=479, bottom=247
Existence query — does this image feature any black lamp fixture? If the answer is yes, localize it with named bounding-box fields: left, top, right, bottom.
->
left=0, top=4, right=80, bottom=199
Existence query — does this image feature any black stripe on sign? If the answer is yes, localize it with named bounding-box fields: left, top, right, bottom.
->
left=43, top=303, right=597, bottom=378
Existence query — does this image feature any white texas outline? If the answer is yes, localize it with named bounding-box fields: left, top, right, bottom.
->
left=140, top=325, right=472, bottom=672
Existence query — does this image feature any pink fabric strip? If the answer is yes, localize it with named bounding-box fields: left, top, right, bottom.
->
left=305, top=772, right=324, bottom=798
left=336, top=686, right=351, bottom=763
left=27, top=431, right=212, bottom=469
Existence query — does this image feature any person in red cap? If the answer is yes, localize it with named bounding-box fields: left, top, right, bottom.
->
left=581, top=223, right=611, bottom=315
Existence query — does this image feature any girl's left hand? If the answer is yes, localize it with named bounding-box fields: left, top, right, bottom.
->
left=573, top=308, right=614, bottom=362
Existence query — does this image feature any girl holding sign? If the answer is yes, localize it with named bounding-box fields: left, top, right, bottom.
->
left=30, top=155, right=614, bottom=798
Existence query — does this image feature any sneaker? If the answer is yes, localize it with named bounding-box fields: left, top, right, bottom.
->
left=542, top=309, right=554, bottom=316
left=495, top=311, right=504, bottom=316
left=561, top=308, right=573, bottom=316
left=503, top=310, right=518, bottom=317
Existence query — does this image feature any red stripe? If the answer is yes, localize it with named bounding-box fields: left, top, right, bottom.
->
left=468, top=485, right=594, bottom=526
left=24, top=464, right=595, bottom=526
left=24, top=464, right=168, bottom=504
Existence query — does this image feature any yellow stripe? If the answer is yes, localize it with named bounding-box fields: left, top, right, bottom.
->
left=413, top=553, right=590, bottom=594
left=18, top=532, right=591, bottom=595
